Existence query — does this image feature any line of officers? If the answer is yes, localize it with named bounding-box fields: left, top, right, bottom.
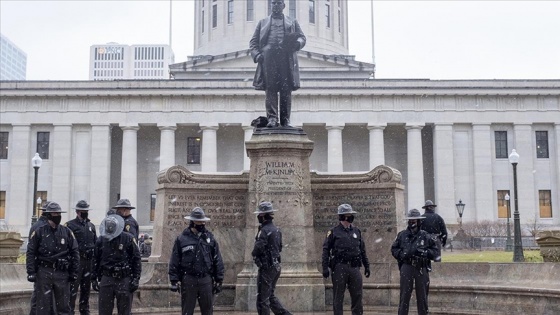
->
left=26, top=198, right=141, bottom=315
left=26, top=198, right=447, bottom=315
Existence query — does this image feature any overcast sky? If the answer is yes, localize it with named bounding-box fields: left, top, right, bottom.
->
left=1, top=0, right=559, bottom=81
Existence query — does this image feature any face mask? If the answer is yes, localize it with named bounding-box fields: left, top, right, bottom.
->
left=194, top=224, right=206, bottom=233
left=47, top=214, right=62, bottom=225
left=408, top=220, right=418, bottom=229
left=80, top=212, right=89, bottom=220
left=345, top=216, right=354, bottom=223
left=257, top=216, right=265, bottom=224
left=339, top=215, right=354, bottom=223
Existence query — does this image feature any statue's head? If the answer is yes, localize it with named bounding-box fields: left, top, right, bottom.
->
left=271, top=0, right=285, bottom=15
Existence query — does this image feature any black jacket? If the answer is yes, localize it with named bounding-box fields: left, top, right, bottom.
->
left=421, top=210, right=448, bottom=246
left=28, top=215, right=49, bottom=237
left=391, top=227, right=440, bottom=270
left=65, top=217, right=97, bottom=257
left=93, top=232, right=141, bottom=281
left=322, top=223, right=370, bottom=272
left=26, top=223, right=80, bottom=277
left=169, top=228, right=224, bottom=283
left=252, top=220, right=283, bottom=268
left=123, top=215, right=139, bottom=240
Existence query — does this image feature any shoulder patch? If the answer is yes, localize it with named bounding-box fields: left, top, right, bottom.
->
left=30, top=231, right=35, bottom=239
left=126, top=225, right=130, bottom=231
left=326, top=230, right=332, bottom=237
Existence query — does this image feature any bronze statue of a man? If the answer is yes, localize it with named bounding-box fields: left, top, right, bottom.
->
left=250, top=0, right=306, bottom=128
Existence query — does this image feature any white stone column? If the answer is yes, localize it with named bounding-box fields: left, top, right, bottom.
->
left=120, top=125, right=139, bottom=212
left=326, top=125, right=344, bottom=173
left=201, top=125, right=219, bottom=172
left=472, top=124, right=494, bottom=222
left=51, top=124, right=73, bottom=215
left=7, top=124, right=31, bottom=233
left=512, top=124, right=537, bottom=221
left=367, top=124, right=386, bottom=169
left=243, top=126, right=253, bottom=171
left=555, top=123, right=560, bottom=225
left=89, top=124, right=111, bottom=224
left=433, top=124, right=455, bottom=223
left=158, top=125, right=177, bottom=171
left=406, top=124, right=425, bottom=210
left=73, top=130, right=92, bottom=207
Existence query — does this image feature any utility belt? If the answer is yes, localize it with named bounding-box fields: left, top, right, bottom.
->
left=334, top=256, right=361, bottom=268
left=403, top=257, right=429, bottom=268
left=39, top=258, right=70, bottom=271
left=255, top=256, right=280, bottom=269
left=184, top=271, right=210, bottom=278
left=102, top=266, right=130, bottom=279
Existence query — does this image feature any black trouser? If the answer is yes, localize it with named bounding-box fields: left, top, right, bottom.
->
left=70, top=257, right=92, bottom=315
left=262, top=45, right=292, bottom=125
left=398, top=263, right=430, bottom=315
left=98, top=275, right=131, bottom=315
left=331, top=263, right=363, bottom=315
left=36, top=266, right=71, bottom=315
left=29, top=281, right=56, bottom=315
left=180, top=273, right=213, bottom=315
left=256, top=264, right=291, bottom=315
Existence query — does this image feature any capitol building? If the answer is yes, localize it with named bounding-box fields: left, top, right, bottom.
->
left=1, top=0, right=559, bottom=236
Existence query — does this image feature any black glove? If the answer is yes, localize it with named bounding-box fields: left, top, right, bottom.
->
left=68, top=274, right=78, bottom=282
left=212, top=281, right=223, bottom=294
left=364, top=267, right=371, bottom=278
left=416, top=248, right=428, bottom=258
left=27, top=274, right=36, bottom=283
left=91, top=279, right=100, bottom=292
left=170, top=281, right=180, bottom=293
left=129, top=278, right=139, bottom=293
left=322, top=269, right=330, bottom=279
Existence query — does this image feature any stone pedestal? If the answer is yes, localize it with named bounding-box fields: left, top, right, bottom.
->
left=536, top=230, right=560, bottom=262
left=235, top=131, right=325, bottom=312
left=0, top=232, right=24, bottom=263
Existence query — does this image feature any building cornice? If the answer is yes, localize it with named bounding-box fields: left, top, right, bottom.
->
left=1, top=79, right=559, bottom=97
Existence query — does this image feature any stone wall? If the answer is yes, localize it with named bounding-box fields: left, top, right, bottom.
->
left=1, top=262, right=558, bottom=315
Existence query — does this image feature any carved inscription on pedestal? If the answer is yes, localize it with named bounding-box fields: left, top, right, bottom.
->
left=166, top=192, right=246, bottom=228
left=255, top=159, right=307, bottom=202
left=313, top=189, right=396, bottom=232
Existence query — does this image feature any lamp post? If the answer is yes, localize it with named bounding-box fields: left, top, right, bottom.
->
left=508, top=149, right=525, bottom=262
left=31, top=153, right=42, bottom=225
left=504, top=193, right=513, bottom=251
left=455, top=199, right=466, bottom=241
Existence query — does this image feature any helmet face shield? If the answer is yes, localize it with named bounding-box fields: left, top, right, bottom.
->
left=100, top=215, right=124, bottom=241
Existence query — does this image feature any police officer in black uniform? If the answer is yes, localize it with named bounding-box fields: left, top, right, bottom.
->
left=168, top=207, right=225, bottom=315
left=65, top=200, right=97, bottom=315
left=92, top=214, right=141, bottom=315
left=322, top=204, right=370, bottom=315
left=420, top=200, right=447, bottom=261
left=391, top=209, right=440, bottom=315
left=26, top=201, right=80, bottom=315
left=112, top=199, right=139, bottom=240
left=27, top=200, right=56, bottom=315
left=252, top=202, right=292, bottom=315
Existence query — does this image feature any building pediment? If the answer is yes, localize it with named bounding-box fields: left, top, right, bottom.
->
left=170, top=50, right=376, bottom=80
